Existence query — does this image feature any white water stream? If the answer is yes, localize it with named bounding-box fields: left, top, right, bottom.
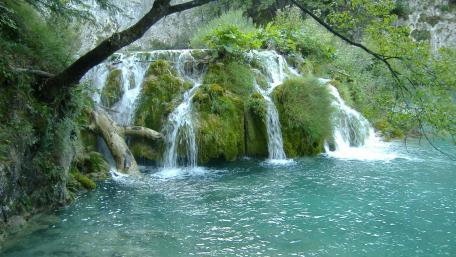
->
left=323, top=82, right=398, bottom=161
left=249, top=51, right=298, bottom=162
left=161, top=51, right=206, bottom=169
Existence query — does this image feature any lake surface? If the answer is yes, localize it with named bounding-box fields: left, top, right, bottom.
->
left=2, top=140, right=455, bottom=257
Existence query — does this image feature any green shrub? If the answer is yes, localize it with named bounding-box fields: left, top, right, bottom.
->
left=0, top=1, right=78, bottom=73
left=190, top=9, right=256, bottom=48
left=198, top=8, right=335, bottom=61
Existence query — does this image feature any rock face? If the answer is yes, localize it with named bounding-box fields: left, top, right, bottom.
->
left=76, top=0, right=212, bottom=55
left=405, top=0, right=456, bottom=51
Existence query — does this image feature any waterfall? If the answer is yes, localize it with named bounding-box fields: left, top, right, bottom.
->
left=324, top=83, right=398, bottom=161
left=86, top=50, right=207, bottom=173
left=87, top=52, right=148, bottom=126
left=249, top=51, right=297, bottom=161
left=162, top=51, right=206, bottom=169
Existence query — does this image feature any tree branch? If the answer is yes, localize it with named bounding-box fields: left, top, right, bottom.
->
left=290, top=0, right=405, bottom=87
left=41, top=0, right=215, bottom=101
left=11, top=67, right=54, bottom=78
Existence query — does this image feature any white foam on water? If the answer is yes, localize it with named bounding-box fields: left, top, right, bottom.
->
left=152, top=167, right=208, bottom=180
left=264, top=159, right=296, bottom=166
left=322, top=81, right=400, bottom=161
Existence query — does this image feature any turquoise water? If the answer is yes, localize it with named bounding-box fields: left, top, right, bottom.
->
left=2, top=140, right=456, bottom=257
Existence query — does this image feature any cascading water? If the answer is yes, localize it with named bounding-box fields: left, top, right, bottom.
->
left=249, top=51, right=298, bottom=161
left=161, top=51, right=206, bottom=169
left=323, top=82, right=398, bottom=161
left=87, top=53, right=148, bottom=126
left=87, top=50, right=207, bottom=174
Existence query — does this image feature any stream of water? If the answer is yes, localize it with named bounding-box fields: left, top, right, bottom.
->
left=161, top=50, right=206, bottom=170
left=1, top=139, right=455, bottom=257
left=249, top=51, right=298, bottom=162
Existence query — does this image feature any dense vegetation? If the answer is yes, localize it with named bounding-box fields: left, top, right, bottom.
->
left=0, top=0, right=109, bottom=239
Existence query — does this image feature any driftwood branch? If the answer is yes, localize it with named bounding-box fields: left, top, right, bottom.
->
left=121, top=126, right=163, bottom=141
left=41, top=0, right=215, bottom=101
left=91, top=109, right=139, bottom=175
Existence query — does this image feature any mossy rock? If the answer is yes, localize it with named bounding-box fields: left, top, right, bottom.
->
left=129, top=138, right=162, bottom=165
left=411, top=29, right=431, bottom=42
left=101, top=69, right=123, bottom=108
left=419, top=15, right=441, bottom=27
left=254, top=70, right=269, bottom=91
left=374, top=119, right=405, bottom=141
left=245, top=104, right=268, bottom=157
left=331, top=80, right=354, bottom=107
left=134, top=60, right=187, bottom=131
left=273, top=76, right=334, bottom=157
left=70, top=167, right=96, bottom=190
left=203, top=62, right=254, bottom=98
left=193, top=85, right=245, bottom=164
left=79, top=129, right=97, bottom=152
left=74, top=151, right=110, bottom=180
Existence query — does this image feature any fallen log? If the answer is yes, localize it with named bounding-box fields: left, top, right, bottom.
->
left=91, top=109, right=162, bottom=175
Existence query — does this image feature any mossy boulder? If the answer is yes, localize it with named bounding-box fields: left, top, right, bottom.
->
left=273, top=76, right=334, bottom=157
left=193, top=84, right=245, bottom=164
left=134, top=60, right=190, bottom=131
left=245, top=93, right=268, bottom=157
left=100, top=69, right=123, bottom=108
left=253, top=70, right=269, bottom=91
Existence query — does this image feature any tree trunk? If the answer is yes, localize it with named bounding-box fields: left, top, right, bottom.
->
left=91, top=110, right=131, bottom=175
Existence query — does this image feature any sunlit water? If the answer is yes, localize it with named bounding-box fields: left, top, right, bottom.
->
left=2, top=140, right=455, bottom=257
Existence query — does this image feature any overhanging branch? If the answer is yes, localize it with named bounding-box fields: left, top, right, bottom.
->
left=290, top=0, right=404, bottom=87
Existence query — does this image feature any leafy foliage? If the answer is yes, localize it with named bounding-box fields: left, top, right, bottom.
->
left=0, top=1, right=79, bottom=73
left=190, top=9, right=256, bottom=48
left=201, top=6, right=335, bottom=61
left=0, top=0, right=109, bottom=219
